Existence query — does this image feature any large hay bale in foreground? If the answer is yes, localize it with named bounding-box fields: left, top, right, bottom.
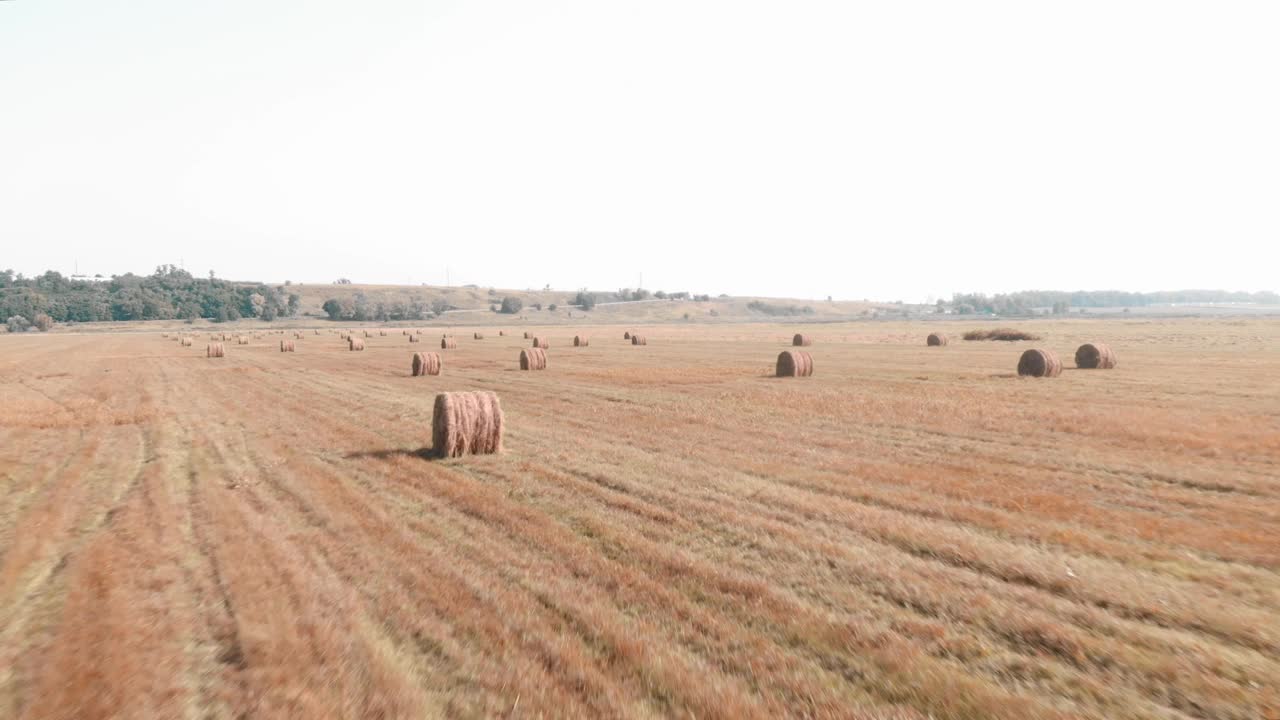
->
left=631, top=335, right=647, bottom=346
left=574, top=335, right=588, bottom=347
left=1075, top=343, right=1117, bottom=369
left=792, top=334, right=812, bottom=347
left=532, top=337, right=549, bottom=349
left=1018, top=349, right=1062, bottom=377
left=776, top=350, right=813, bottom=377
left=280, top=340, right=295, bottom=352
left=520, top=348, right=547, bottom=370
left=349, top=337, right=365, bottom=351
left=411, top=351, right=442, bottom=376
left=207, top=343, right=225, bottom=358
left=441, top=337, right=457, bottom=349
left=927, top=333, right=948, bottom=347
left=431, top=391, right=504, bottom=458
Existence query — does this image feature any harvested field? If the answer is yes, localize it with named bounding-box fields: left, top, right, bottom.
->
left=0, top=319, right=1277, bottom=719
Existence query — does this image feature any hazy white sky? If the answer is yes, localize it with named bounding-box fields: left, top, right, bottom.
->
left=2, top=1, right=1277, bottom=301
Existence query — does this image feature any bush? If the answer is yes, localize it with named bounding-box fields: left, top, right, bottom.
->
left=5, top=316, right=29, bottom=333
left=33, top=313, right=53, bottom=331
left=532, top=303, right=543, bottom=311
left=500, top=297, right=523, bottom=314
left=571, top=291, right=596, bottom=310
left=746, top=301, right=814, bottom=317
left=548, top=303, right=558, bottom=312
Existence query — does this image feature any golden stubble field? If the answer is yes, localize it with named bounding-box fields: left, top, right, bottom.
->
left=0, top=319, right=1277, bottom=719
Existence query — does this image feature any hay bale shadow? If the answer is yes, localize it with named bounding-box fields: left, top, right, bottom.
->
left=345, top=447, right=438, bottom=462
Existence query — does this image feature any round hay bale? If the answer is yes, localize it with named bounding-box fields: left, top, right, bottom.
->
left=411, top=351, right=442, bottom=376
left=409, top=334, right=420, bottom=343
left=379, top=330, right=387, bottom=336
left=441, top=337, right=457, bottom=349
left=776, top=350, right=813, bottom=377
left=207, top=343, right=225, bottom=358
left=519, top=348, right=547, bottom=370
left=280, top=340, right=295, bottom=352
left=473, top=332, right=484, bottom=340
left=349, top=337, right=365, bottom=351
left=574, top=335, right=588, bottom=347
left=927, top=333, right=948, bottom=347
left=1075, top=343, right=1117, bottom=369
left=630, top=335, right=647, bottom=346
left=237, top=336, right=249, bottom=345
left=532, top=337, right=549, bottom=349
left=181, top=337, right=193, bottom=347
left=295, top=332, right=304, bottom=339
left=523, top=332, right=531, bottom=339
left=431, top=391, right=504, bottom=458
left=1017, top=349, right=1062, bottom=377
left=792, top=334, right=812, bottom=347
left=314, top=329, right=321, bottom=335
left=624, top=331, right=632, bottom=340
left=498, top=330, right=505, bottom=336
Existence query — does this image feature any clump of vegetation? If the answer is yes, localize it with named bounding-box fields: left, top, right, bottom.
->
left=962, top=328, right=1042, bottom=342
left=500, top=297, right=524, bottom=314
left=570, top=291, right=597, bottom=310
left=747, top=301, right=814, bottom=317
left=0, top=266, right=299, bottom=324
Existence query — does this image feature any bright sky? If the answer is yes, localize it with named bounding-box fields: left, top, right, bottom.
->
left=2, top=1, right=1277, bottom=301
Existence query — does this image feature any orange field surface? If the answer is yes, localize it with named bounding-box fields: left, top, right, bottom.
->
left=1, top=319, right=1277, bottom=719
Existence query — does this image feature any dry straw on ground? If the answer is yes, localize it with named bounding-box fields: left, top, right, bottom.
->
left=776, top=350, right=813, bottom=377
left=431, top=391, right=504, bottom=458
left=964, top=328, right=1042, bottom=342
left=520, top=348, right=547, bottom=370
left=411, top=351, right=441, bottom=377
left=207, top=343, right=225, bottom=358
left=631, top=335, right=647, bottom=346
left=792, top=334, right=813, bottom=347
left=441, top=337, right=457, bottom=350
left=574, top=335, right=588, bottom=347
left=1075, top=343, right=1118, bottom=369
left=349, top=338, right=365, bottom=351
left=280, top=340, right=295, bottom=352
left=927, top=333, right=948, bottom=346
left=1018, top=349, right=1062, bottom=377
left=532, top=337, right=549, bottom=349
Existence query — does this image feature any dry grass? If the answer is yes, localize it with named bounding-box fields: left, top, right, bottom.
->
left=0, top=319, right=1277, bottom=719
left=964, top=328, right=1043, bottom=342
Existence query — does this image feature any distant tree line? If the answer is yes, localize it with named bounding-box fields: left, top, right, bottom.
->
left=0, top=266, right=300, bottom=330
left=321, top=294, right=453, bottom=321
left=949, top=289, right=1280, bottom=315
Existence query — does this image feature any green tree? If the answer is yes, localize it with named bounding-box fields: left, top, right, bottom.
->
left=500, top=297, right=523, bottom=314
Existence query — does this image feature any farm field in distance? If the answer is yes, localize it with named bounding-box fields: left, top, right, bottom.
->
left=1, top=318, right=1277, bottom=719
